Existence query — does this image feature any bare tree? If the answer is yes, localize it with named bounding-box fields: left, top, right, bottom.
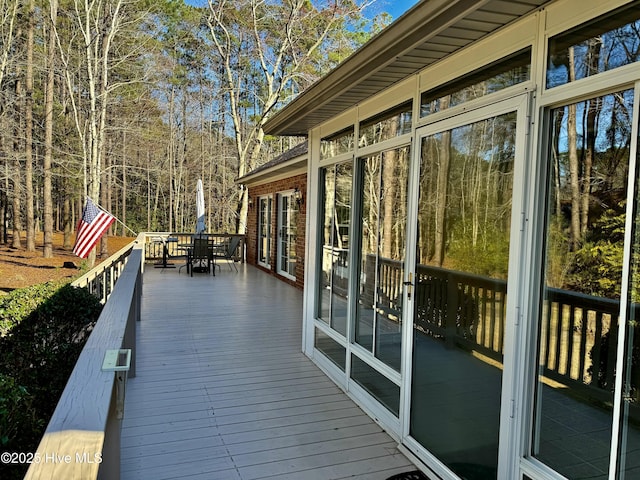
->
left=206, top=0, right=370, bottom=234
left=43, top=0, right=58, bottom=258
left=0, top=0, right=19, bottom=89
left=24, top=0, right=35, bottom=251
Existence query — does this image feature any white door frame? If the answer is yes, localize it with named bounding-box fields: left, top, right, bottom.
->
left=257, top=195, right=272, bottom=269
left=400, top=93, right=532, bottom=480
left=277, top=190, right=297, bottom=280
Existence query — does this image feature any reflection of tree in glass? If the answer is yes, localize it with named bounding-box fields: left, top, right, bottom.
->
left=417, top=112, right=515, bottom=279
left=547, top=5, right=640, bottom=88
left=548, top=91, right=633, bottom=297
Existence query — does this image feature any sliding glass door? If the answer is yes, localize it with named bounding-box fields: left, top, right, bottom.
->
left=408, top=97, right=527, bottom=479
left=277, top=192, right=298, bottom=280
left=531, top=89, right=639, bottom=480
left=257, top=196, right=272, bottom=268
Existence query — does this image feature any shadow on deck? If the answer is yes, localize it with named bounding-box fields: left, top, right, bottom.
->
left=121, top=264, right=416, bottom=480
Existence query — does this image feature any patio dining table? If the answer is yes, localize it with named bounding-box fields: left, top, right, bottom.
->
left=177, top=239, right=226, bottom=275
left=152, top=236, right=177, bottom=268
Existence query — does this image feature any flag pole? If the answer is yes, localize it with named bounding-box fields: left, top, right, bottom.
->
left=91, top=197, right=138, bottom=237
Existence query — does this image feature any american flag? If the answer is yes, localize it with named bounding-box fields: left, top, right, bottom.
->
left=72, top=198, right=116, bottom=259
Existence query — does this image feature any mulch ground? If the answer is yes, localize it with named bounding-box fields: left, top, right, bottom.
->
left=0, top=232, right=135, bottom=292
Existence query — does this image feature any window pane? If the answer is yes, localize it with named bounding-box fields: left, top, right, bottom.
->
left=321, top=127, right=355, bottom=160
left=547, top=3, right=640, bottom=88
left=359, top=102, right=412, bottom=147
left=258, top=197, right=271, bottom=265
left=351, top=354, right=400, bottom=416
left=355, top=156, right=379, bottom=352
left=618, top=96, right=640, bottom=478
left=355, top=146, right=410, bottom=372
left=318, top=168, right=335, bottom=323
left=421, top=49, right=530, bottom=117
left=317, top=162, right=352, bottom=337
left=331, top=163, right=352, bottom=336
left=315, top=328, right=346, bottom=371
left=411, top=111, right=516, bottom=480
left=533, top=90, right=634, bottom=479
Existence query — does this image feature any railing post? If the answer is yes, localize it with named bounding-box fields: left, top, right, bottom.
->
left=445, top=272, right=458, bottom=348
left=99, top=384, right=121, bottom=480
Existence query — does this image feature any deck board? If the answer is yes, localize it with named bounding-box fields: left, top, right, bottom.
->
left=121, top=264, right=416, bottom=480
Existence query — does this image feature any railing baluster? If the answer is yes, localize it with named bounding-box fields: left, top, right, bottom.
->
left=567, top=304, right=576, bottom=378
left=578, top=307, right=588, bottom=383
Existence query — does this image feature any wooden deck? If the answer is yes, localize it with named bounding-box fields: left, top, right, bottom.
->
left=120, top=263, right=416, bottom=480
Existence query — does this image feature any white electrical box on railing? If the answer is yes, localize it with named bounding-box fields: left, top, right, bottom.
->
left=102, top=349, right=131, bottom=419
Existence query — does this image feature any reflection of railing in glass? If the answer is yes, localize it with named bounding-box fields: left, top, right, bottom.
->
left=374, top=257, right=640, bottom=412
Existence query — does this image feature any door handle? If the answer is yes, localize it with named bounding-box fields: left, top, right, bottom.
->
left=403, top=273, right=413, bottom=300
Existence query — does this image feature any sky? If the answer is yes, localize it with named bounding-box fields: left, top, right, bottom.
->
left=183, top=0, right=422, bottom=23
left=373, top=0, right=421, bottom=21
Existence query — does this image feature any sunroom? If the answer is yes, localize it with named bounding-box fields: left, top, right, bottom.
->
left=263, top=0, right=640, bottom=479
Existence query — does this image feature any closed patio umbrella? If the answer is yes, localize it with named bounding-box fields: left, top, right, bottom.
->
left=196, top=179, right=205, bottom=234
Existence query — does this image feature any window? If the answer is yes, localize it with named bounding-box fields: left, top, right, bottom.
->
left=547, top=3, right=640, bottom=88
left=421, top=49, right=530, bottom=117
left=532, top=89, right=635, bottom=478
left=358, top=102, right=412, bottom=147
left=320, top=127, right=355, bottom=160
left=354, top=146, right=410, bottom=373
left=317, top=162, right=353, bottom=337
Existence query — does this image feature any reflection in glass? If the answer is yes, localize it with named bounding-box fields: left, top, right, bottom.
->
left=351, top=355, right=400, bottom=415
left=534, top=90, right=634, bottom=480
left=317, top=163, right=353, bottom=338
left=320, top=127, right=355, bottom=160
left=315, top=328, right=346, bottom=371
left=278, top=194, right=298, bottom=277
left=421, top=49, right=530, bottom=117
left=318, top=168, right=335, bottom=323
left=410, top=112, right=516, bottom=479
left=355, top=146, right=409, bottom=372
left=258, top=196, right=272, bottom=266
left=359, top=102, right=412, bottom=147
left=618, top=96, right=640, bottom=478
left=547, top=3, right=640, bottom=88
left=331, top=163, right=353, bottom=336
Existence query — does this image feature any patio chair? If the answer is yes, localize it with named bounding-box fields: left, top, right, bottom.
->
left=188, top=237, right=212, bottom=276
left=212, top=236, right=240, bottom=272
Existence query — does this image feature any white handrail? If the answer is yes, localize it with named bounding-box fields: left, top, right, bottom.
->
left=24, top=233, right=147, bottom=480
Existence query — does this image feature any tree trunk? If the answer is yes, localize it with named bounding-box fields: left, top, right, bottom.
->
left=581, top=40, right=601, bottom=235
left=63, top=179, right=72, bottom=249
left=12, top=70, right=22, bottom=249
left=567, top=47, right=581, bottom=251
left=24, top=0, right=35, bottom=251
left=43, top=0, right=58, bottom=258
left=434, top=97, right=451, bottom=267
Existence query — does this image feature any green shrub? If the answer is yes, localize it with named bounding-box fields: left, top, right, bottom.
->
left=0, top=282, right=64, bottom=337
left=0, top=282, right=102, bottom=480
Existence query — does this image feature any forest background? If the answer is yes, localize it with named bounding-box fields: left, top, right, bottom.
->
left=0, top=0, right=390, bottom=266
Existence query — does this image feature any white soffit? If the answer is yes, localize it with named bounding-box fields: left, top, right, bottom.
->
left=264, top=0, right=551, bottom=136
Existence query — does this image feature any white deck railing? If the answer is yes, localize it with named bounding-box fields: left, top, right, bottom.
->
left=25, top=233, right=147, bottom=480
left=72, top=240, right=138, bottom=304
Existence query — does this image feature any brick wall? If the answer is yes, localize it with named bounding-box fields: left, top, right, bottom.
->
left=246, top=173, right=307, bottom=290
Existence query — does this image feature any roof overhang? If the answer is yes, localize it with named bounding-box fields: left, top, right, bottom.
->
left=264, top=0, right=551, bottom=136
left=236, top=141, right=308, bottom=186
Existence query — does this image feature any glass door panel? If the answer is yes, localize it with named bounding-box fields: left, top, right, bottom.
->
left=258, top=196, right=271, bottom=267
left=410, top=111, right=516, bottom=479
left=317, top=163, right=353, bottom=337
left=533, top=90, right=634, bottom=479
left=277, top=193, right=298, bottom=279
left=619, top=145, right=640, bottom=477
left=355, top=146, right=410, bottom=372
